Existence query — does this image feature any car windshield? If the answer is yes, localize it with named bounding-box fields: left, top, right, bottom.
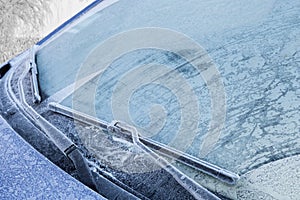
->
left=35, top=0, right=299, bottom=198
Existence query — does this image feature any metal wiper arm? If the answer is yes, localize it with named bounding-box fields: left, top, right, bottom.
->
left=49, top=102, right=240, bottom=185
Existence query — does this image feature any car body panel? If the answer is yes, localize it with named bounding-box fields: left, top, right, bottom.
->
left=0, top=116, right=105, bottom=199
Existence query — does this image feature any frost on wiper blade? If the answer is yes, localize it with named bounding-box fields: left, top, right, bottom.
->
left=139, top=137, right=240, bottom=185
left=49, top=102, right=240, bottom=185
left=49, top=103, right=222, bottom=199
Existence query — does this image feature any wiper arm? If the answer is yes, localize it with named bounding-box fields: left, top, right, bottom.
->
left=109, top=121, right=220, bottom=200
left=49, top=102, right=240, bottom=185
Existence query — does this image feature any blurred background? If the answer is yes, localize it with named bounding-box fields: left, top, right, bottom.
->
left=0, top=0, right=93, bottom=63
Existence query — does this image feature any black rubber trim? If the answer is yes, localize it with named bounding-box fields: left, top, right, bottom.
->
left=67, top=148, right=98, bottom=190
left=67, top=147, right=139, bottom=200
left=0, top=62, right=11, bottom=79
left=37, top=0, right=104, bottom=45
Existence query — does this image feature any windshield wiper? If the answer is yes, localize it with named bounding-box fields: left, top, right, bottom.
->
left=49, top=102, right=240, bottom=185
left=29, top=45, right=41, bottom=103
left=7, top=60, right=140, bottom=199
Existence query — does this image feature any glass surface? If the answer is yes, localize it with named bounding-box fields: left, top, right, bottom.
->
left=37, top=0, right=300, bottom=177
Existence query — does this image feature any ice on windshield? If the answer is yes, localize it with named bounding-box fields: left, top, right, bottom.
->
left=36, top=0, right=300, bottom=177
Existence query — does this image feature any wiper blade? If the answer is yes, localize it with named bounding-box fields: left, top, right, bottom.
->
left=49, top=102, right=240, bottom=185
left=29, top=45, right=41, bottom=103
left=139, top=136, right=239, bottom=185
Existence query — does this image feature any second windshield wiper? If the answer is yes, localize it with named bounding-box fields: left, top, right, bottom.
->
left=29, top=45, right=41, bottom=103
left=49, top=102, right=240, bottom=185
left=8, top=60, right=141, bottom=200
